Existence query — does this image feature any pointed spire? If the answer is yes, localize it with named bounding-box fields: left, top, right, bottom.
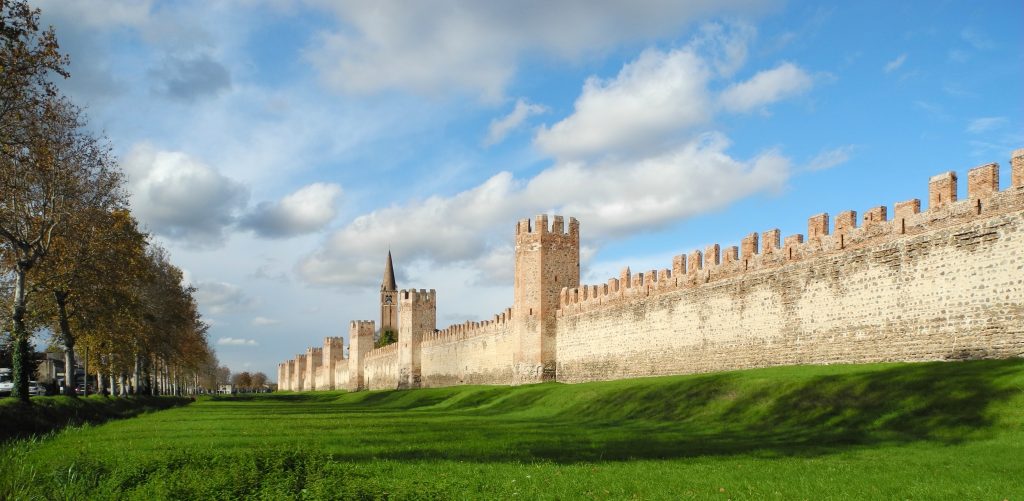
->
left=382, top=250, right=397, bottom=292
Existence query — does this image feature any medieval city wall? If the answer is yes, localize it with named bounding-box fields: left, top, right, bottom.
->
left=363, top=343, right=399, bottom=391
left=420, top=309, right=517, bottom=386
left=333, top=359, right=350, bottom=389
left=277, top=151, right=1024, bottom=392
left=555, top=162, right=1024, bottom=382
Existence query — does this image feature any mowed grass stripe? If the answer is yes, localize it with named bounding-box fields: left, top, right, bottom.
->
left=1, top=359, right=1022, bottom=499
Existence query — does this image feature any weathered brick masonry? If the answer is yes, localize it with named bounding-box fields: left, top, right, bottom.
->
left=278, top=150, right=1024, bottom=390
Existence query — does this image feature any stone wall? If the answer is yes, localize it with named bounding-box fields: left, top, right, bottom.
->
left=364, top=344, right=399, bottom=391
left=277, top=150, right=1024, bottom=392
left=421, top=314, right=517, bottom=386
left=555, top=161, right=1024, bottom=382
left=334, top=359, right=350, bottom=389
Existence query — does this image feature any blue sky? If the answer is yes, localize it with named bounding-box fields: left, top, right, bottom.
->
left=34, top=0, right=1023, bottom=378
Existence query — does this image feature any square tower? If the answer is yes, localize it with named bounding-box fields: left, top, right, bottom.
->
left=398, top=289, right=436, bottom=389
left=513, top=214, right=579, bottom=380
left=321, top=336, right=345, bottom=390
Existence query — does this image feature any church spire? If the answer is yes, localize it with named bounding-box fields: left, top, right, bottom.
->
left=382, top=250, right=397, bottom=292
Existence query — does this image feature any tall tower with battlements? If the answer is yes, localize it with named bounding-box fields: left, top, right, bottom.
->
left=397, top=289, right=436, bottom=389
left=380, top=251, right=398, bottom=335
left=513, top=214, right=579, bottom=381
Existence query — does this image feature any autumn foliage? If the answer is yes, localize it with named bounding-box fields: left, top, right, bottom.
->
left=0, top=1, right=219, bottom=402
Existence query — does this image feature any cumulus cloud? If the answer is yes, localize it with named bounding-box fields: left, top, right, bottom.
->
left=217, top=337, right=259, bottom=346
left=194, top=281, right=252, bottom=315
left=34, top=0, right=153, bottom=30
left=535, top=47, right=712, bottom=161
left=150, top=53, right=232, bottom=102
left=240, top=183, right=343, bottom=238
left=124, top=143, right=248, bottom=247
left=883, top=53, right=907, bottom=73
left=527, top=134, right=789, bottom=236
left=483, top=99, right=547, bottom=147
left=251, top=317, right=280, bottom=327
left=966, top=117, right=1006, bottom=134
left=299, top=134, right=790, bottom=286
left=305, top=0, right=770, bottom=100
left=719, top=62, right=814, bottom=113
left=806, top=145, right=856, bottom=171
left=299, top=21, right=802, bottom=287
left=298, top=173, right=520, bottom=286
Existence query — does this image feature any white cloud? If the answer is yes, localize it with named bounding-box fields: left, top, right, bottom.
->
left=194, top=281, right=252, bottom=315
left=686, top=21, right=757, bottom=77
left=719, top=62, right=813, bottom=113
left=966, top=117, right=1007, bottom=134
left=299, top=133, right=790, bottom=286
left=34, top=0, right=153, bottom=30
left=217, top=337, right=259, bottom=346
left=240, top=183, right=343, bottom=238
left=483, top=99, right=547, bottom=147
left=304, top=1, right=772, bottom=100
left=524, top=133, right=789, bottom=237
left=883, top=53, right=907, bottom=73
left=535, top=47, right=713, bottom=160
left=123, top=143, right=248, bottom=247
left=806, top=145, right=856, bottom=171
left=299, top=22, right=804, bottom=287
left=298, top=172, right=521, bottom=286
left=251, top=317, right=280, bottom=327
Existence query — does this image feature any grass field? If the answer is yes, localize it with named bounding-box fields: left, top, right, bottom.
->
left=1, top=359, right=1022, bottom=500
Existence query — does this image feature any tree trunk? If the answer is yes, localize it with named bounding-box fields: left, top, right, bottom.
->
left=83, top=346, right=89, bottom=396
left=55, top=291, right=77, bottom=397
left=96, top=366, right=105, bottom=395
left=10, top=263, right=31, bottom=403
left=132, top=352, right=141, bottom=395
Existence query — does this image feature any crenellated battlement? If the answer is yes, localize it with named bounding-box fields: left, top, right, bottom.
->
left=350, top=320, right=375, bottom=330
left=515, top=214, right=580, bottom=237
left=424, top=307, right=515, bottom=346
left=560, top=152, right=1024, bottom=317
left=366, top=342, right=399, bottom=358
left=399, top=288, right=436, bottom=304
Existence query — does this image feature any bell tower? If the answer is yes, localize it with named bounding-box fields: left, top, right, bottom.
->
left=380, top=251, right=398, bottom=334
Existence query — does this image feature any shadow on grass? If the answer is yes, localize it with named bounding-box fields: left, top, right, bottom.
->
left=0, top=396, right=193, bottom=443
left=321, top=359, right=1023, bottom=463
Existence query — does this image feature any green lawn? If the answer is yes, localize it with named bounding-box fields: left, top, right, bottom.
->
left=2, top=359, right=1022, bottom=500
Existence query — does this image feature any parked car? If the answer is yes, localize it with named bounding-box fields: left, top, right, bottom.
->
left=0, top=368, right=12, bottom=397
left=28, top=381, right=46, bottom=396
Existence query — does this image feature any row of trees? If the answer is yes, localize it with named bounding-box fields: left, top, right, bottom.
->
left=229, top=371, right=269, bottom=392
left=1, top=1, right=220, bottom=402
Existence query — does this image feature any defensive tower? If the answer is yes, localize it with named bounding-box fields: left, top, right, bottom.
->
left=513, top=214, right=580, bottom=380
left=398, top=289, right=437, bottom=389
left=321, top=337, right=345, bottom=390
left=347, top=320, right=375, bottom=391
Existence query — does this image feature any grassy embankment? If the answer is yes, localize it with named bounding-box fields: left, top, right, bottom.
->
left=1, top=359, right=1021, bottom=499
